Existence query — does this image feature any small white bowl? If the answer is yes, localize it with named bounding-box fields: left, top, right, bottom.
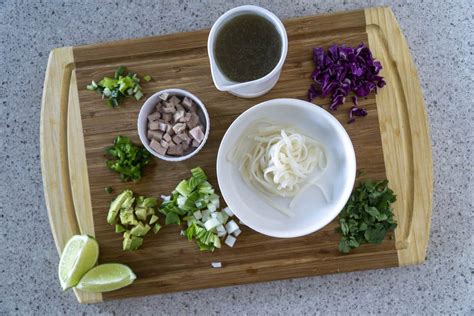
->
left=208, top=5, right=288, bottom=98
left=137, top=88, right=210, bottom=162
left=216, top=98, right=356, bottom=238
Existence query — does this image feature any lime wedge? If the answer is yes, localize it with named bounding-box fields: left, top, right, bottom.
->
left=76, top=263, right=136, bottom=292
left=58, top=235, right=99, bottom=290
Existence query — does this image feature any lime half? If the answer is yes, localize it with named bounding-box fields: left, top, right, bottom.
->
left=76, top=263, right=136, bottom=292
left=58, top=235, right=99, bottom=290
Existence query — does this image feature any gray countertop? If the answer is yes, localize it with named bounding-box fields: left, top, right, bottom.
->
left=1, top=0, right=472, bottom=314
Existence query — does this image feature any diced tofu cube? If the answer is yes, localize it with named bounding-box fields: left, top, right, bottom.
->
left=189, top=126, right=205, bottom=143
left=192, top=140, right=200, bottom=148
left=224, top=235, right=236, bottom=247
left=150, top=139, right=167, bottom=156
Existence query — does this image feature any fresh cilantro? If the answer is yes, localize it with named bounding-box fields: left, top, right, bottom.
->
left=337, top=179, right=397, bottom=253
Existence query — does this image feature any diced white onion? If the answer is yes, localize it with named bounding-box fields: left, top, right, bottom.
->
left=204, top=218, right=220, bottom=231
left=224, top=235, right=236, bottom=247
left=225, top=220, right=239, bottom=234
left=223, top=206, right=234, bottom=217
left=208, top=203, right=217, bottom=213
left=161, top=195, right=171, bottom=201
left=211, top=262, right=222, bottom=268
left=193, top=210, right=202, bottom=220
left=232, top=229, right=242, bottom=237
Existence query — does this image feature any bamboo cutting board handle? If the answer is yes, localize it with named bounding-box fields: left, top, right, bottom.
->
left=40, top=48, right=102, bottom=303
left=365, top=7, right=433, bottom=265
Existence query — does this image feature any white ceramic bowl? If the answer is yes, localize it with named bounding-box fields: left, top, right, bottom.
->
left=137, top=88, right=210, bottom=162
left=216, top=98, right=356, bottom=238
left=208, top=5, right=288, bottom=98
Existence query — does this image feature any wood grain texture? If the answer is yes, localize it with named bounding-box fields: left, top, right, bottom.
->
left=365, top=7, right=433, bottom=265
left=41, top=7, right=432, bottom=303
left=40, top=48, right=102, bottom=303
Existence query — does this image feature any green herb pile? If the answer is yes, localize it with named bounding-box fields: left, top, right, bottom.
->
left=86, top=65, right=151, bottom=107
left=337, top=179, right=397, bottom=253
left=105, top=136, right=151, bottom=182
left=107, top=190, right=161, bottom=251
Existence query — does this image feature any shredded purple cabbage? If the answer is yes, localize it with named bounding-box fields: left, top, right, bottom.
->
left=307, top=43, right=385, bottom=123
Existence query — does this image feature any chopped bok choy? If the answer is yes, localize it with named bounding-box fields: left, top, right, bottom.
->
left=158, top=167, right=241, bottom=251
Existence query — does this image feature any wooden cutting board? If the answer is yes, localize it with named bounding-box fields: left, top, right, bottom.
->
left=40, top=7, right=432, bottom=303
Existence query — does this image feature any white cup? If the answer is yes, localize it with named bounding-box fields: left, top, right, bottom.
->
left=207, top=5, right=288, bottom=98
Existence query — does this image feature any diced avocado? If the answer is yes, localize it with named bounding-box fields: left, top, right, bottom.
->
left=149, top=214, right=159, bottom=225
left=134, top=207, right=147, bottom=221
left=153, top=223, right=162, bottom=234
left=115, top=223, right=126, bottom=233
left=121, top=196, right=135, bottom=210
left=130, top=235, right=143, bottom=250
left=120, top=208, right=138, bottom=226
left=146, top=207, right=155, bottom=217
left=107, top=190, right=133, bottom=224
left=130, top=222, right=151, bottom=237
left=122, top=232, right=132, bottom=251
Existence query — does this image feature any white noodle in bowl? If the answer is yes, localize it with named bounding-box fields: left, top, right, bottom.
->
left=227, top=122, right=328, bottom=216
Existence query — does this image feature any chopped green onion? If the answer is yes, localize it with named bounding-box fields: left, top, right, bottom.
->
left=143, top=75, right=152, bottom=82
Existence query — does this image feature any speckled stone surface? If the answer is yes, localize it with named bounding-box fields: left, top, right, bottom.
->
left=1, top=0, right=472, bottom=314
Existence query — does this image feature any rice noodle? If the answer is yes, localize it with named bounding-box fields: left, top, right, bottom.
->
left=228, top=122, right=328, bottom=216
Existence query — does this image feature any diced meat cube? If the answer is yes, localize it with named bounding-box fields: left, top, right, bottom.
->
left=192, top=140, right=200, bottom=147
left=158, top=122, right=169, bottom=132
left=167, top=125, right=175, bottom=136
left=159, top=92, right=169, bottom=101
left=167, top=145, right=184, bottom=156
left=149, top=121, right=161, bottom=130
left=147, top=130, right=163, bottom=140
left=183, top=112, right=191, bottom=122
left=162, top=113, right=172, bottom=123
left=172, top=123, right=187, bottom=134
left=173, top=110, right=185, bottom=123
left=162, top=105, right=176, bottom=113
left=172, top=135, right=183, bottom=144
left=156, top=104, right=164, bottom=113
left=150, top=139, right=167, bottom=156
left=181, top=141, right=190, bottom=152
left=148, top=112, right=161, bottom=121
left=177, top=133, right=190, bottom=143
left=182, top=96, right=193, bottom=109
left=189, top=126, right=205, bottom=143
left=169, top=95, right=181, bottom=105
left=175, top=103, right=184, bottom=112
left=160, top=140, right=169, bottom=148
left=162, top=133, right=172, bottom=142
left=187, top=112, right=200, bottom=129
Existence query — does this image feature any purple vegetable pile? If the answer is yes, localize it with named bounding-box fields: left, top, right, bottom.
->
left=307, top=43, right=386, bottom=123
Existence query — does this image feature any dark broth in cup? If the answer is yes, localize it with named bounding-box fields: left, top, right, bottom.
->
left=214, top=14, right=282, bottom=83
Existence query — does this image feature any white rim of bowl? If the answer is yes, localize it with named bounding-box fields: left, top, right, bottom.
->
left=137, top=88, right=210, bottom=162
left=216, top=98, right=356, bottom=238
